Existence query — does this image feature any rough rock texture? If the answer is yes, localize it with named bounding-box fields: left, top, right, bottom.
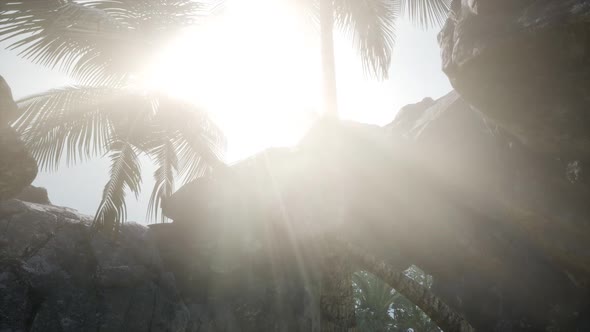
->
left=385, top=92, right=590, bottom=331
left=4, top=91, right=590, bottom=331
left=0, top=127, right=38, bottom=201
left=439, top=0, right=590, bottom=158
left=15, top=186, right=51, bottom=205
left=0, top=75, right=18, bottom=125
left=0, top=200, right=317, bottom=332
left=0, top=200, right=189, bottom=332
left=0, top=75, right=37, bottom=201
left=162, top=91, right=590, bottom=331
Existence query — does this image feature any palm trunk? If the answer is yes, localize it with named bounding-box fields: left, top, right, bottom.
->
left=332, top=239, right=476, bottom=332
left=320, top=249, right=356, bottom=331
left=320, top=0, right=338, bottom=118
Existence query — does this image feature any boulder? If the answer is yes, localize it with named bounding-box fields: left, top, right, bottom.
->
left=384, top=92, right=590, bottom=331
left=0, top=127, right=38, bottom=201
left=0, top=200, right=317, bottom=332
left=15, top=185, right=51, bottom=205
left=0, top=74, right=18, bottom=124
left=439, top=0, right=590, bottom=159
left=0, top=75, right=38, bottom=201
left=0, top=200, right=189, bottom=332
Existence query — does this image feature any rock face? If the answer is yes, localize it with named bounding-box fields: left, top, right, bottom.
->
left=0, top=75, right=38, bottom=201
left=436, top=2, right=590, bottom=328
left=163, top=91, right=590, bottom=331
left=385, top=91, right=590, bottom=331
left=0, top=200, right=316, bottom=332
left=0, top=127, right=38, bottom=201
left=439, top=0, right=590, bottom=158
left=0, top=200, right=189, bottom=332
left=15, top=185, right=51, bottom=205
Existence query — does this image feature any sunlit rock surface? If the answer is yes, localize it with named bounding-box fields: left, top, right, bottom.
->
left=439, top=0, right=590, bottom=158
left=4, top=89, right=590, bottom=331
left=164, top=92, right=590, bottom=331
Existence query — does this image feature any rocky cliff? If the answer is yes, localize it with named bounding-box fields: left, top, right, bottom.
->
left=0, top=199, right=317, bottom=332
left=439, top=0, right=590, bottom=159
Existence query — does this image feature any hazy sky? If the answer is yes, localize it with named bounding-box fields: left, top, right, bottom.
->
left=0, top=9, right=451, bottom=223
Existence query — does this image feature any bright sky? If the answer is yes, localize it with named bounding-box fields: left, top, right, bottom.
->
left=0, top=1, right=451, bottom=222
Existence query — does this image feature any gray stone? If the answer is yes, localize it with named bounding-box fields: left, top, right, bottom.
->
left=1, top=199, right=318, bottom=331
left=0, top=75, right=37, bottom=201
left=0, top=200, right=189, bottom=332
left=439, top=0, right=590, bottom=159
left=15, top=186, right=51, bottom=205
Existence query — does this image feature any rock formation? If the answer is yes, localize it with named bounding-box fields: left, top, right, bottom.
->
left=3, top=1, right=590, bottom=331
left=386, top=92, right=590, bottom=331
left=0, top=199, right=317, bottom=331
left=0, top=75, right=38, bottom=201
left=439, top=0, right=590, bottom=159
left=15, top=185, right=51, bottom=205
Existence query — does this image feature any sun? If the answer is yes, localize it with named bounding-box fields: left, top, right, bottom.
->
left=144, top=1, right=321, bottom=162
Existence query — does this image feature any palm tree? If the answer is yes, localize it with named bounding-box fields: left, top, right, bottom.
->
left=353, top=271, right=398, bottom=330
left=0, top=0, right=226, bottom=232
left=336, top=240, right=474, bottom=332
left=313, top=1, right=451, bottom=328
left=313, top=0, right=452, bottom=117
left=353, top=270, right=442, bottom=331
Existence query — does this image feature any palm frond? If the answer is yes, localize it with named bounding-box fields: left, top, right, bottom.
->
left=401, top=0, right=451, bottom=29
left=0, top=1, right=132, bottom=86
left=14, top=86, right=121, bottom=170
left=353, top=271, right=397, bottom=314
left=13, top=86, right=225, bottom=227
left=334, top=0, right=400, bottom=80
left=12, top=86, right=156, bottom=171
left=146, top=136, right=178, bottom=223
left=142, top=98, right=226, bottom=223
left=94, top=139, right=142, bottom=232
left=153, top=97, right=227, bottom=184
left=0, top=0, right=214, bottom=86
left=85, top=0, right=210, bottom=27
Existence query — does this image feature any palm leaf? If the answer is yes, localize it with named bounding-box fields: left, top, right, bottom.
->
left=152, top=97, right=227, bottom=183
left=14, top=86, right=119, bottom=170
left=146, top=137, right=178, bottom=223
left=353, top=271, right=397, bottom=317
left=334, top=0, right=400, bottom=80
left=0, top=1, right=132, bottom=86
left=401, top=0, right=451, bottom=29
left=13, top=86, right=155, bottom=171
left=0, top=0, right=214, bottom=86
left=94, top=139, right=142, bottom=232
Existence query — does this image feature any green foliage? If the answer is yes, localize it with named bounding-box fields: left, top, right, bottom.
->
left=353, top=267, right=442, bottom=332
left=0, top=1, right=226, bottom=231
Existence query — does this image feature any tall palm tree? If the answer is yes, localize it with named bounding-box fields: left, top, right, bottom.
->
left=0, top=0, right=226, bottom=232
left=313, top=1, right=452, bottom=329
left=313, top=0, right=452, bottom=117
